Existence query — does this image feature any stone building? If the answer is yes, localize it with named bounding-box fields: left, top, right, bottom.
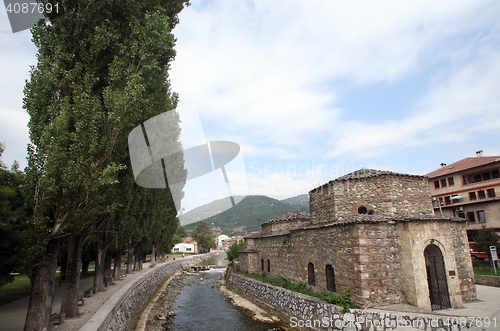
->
left=239, top=168, right=476, bottom=311
left=426, top=151, right=500, bottom=240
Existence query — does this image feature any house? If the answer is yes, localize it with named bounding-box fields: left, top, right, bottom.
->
left=239, top=168, right=476, bottom=311
left=171, top=242, right=198, bottom=254
left=425, top=150, right=500, bottom=240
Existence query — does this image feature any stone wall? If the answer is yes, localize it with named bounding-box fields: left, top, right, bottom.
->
left=310, top=173, right=433, bottom=224
left=475, top=274, right=500, bottom=287
left=227, top=271, right=472, bottom=331
left=80, top=254, right=214, bottom=331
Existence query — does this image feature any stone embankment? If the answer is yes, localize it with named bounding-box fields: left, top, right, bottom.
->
left=227, top=271, right=474, bottom=331
left=79, top=253, right=215, bottom=331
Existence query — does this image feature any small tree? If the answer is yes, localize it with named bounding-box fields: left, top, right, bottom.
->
left=472, top=229, right=499, bottom=259
left=226, top=241, right=244, bottom=261
left=191, top=220, right=215, bottom=252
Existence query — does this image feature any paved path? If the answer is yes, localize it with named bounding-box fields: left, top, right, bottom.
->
left=372, top=285, right=500, bottom=330
left=0, top=260, right=171, bottom=331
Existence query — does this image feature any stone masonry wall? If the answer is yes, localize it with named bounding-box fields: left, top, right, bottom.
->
left=475, top=274, right=500, bottom=287
left=80, top=254, right=214, bottom=331
left=227, top=272, right=472, bottom=331
left=288, top=221, right=404, bottom=308
left=310, top=175, right=433, bottom=224
left=450, top=222, right=477, bottom=301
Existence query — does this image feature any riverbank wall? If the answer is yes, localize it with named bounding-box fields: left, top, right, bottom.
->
left=226, top=271, right=473, bottom=331
left=79, top=253, right=216, bottom=331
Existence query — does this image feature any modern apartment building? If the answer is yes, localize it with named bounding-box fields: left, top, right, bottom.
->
left=426, top=151, right=500, bottom=240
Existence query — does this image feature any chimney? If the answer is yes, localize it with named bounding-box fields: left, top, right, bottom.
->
left=440, top=163, right=447, bottom=167
left=476, top=150, right=483, bottom=157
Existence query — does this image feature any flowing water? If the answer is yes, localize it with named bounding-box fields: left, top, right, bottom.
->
left=168, top=253, right=285, bottom=331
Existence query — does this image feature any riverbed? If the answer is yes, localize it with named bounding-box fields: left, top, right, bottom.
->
left=140, top=253, right=286, bottom=331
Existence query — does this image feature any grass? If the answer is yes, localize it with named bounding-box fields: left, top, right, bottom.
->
left=0, top=274, right=31, bottom=306
left=238, top=270, right=357, bottom=312
left=474, top=265, right=500, bottom=276
left=0, top=268, right=97, bottom=307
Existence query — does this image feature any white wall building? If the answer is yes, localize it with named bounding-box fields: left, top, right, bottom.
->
left=171, top=243, right=197, bottom=254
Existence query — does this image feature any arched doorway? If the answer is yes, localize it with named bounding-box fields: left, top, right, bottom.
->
left=424, top=244, right=451, bottom=310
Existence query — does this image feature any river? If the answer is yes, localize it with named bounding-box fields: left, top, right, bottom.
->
left=168, top=253, right=286, bottom=331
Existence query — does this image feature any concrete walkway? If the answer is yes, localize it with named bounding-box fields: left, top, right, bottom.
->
left=0, top=260, right=171, bottom=331
left=372, top=285, right=500, bottom=330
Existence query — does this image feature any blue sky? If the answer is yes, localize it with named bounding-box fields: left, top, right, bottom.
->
left=1, top=1, right=500, bottom=212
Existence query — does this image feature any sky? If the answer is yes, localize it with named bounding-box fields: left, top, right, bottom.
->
left=1, top=0, right=500, bottom=213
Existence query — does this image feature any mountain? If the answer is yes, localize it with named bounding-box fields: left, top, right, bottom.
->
left=281, top=194, right=309, bottom=212
left=182, top=195, right=307, bottom=236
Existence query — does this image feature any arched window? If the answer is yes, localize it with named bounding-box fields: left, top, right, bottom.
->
left=267, top=259, right=271, bottom=273
left=326, top=264, right=336, bottom=292
left=261, top=258, right=264, bottom=271
left=308, top=263, right=316, bottom=286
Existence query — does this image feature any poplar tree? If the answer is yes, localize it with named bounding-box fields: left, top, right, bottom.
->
left=23, top=1, right=188, bottom=329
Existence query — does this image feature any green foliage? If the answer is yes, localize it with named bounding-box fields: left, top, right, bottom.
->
left=176, top=225, right=188, bottom=238
left=226, top=241, right=245, bottom=261
left=184, top=195, right=308, bottom=236
left=21, top=1, right=189, bottom=327
left=191, top=220, right=215, bottom=251
left=241, top=271, right=356, bottom=313
left=472, top=229, right=500, bottom=257
left=0, top=143, right=27, bottom=288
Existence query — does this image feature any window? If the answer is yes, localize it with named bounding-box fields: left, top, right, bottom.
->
left=448, top=177, right=455, bottom=186
left=493, top=170, right=500, bottom=179
left=469, top=192, right=477, bottom=200
left=477, top=210, right=486, bottom=223
left=308, top=263, right=316, bottom=286
left=261, top=259, right=264, bottom=271
left=444, top=196, right=451, bottom=205
left=434, top=181, right=440, bottom=189
left=478, top=190, right=486, bottom=199
left=462, top=175, right=469, bottom=184
left=487, top=188, right=496, bottom=198
left=483, top=173, right=491, bottom=181
left=467, top=212, right=476, bottom=223
left=267, top=259, right=271, bottom=273
left=186, top=248, right=192, bottom=251
left=457, top=211, right=465, bottom=218
left=474, top=174, right=482, bottom=183
left=174, top=248, right=179, bottom=252
left=326, top=265, right=336, bottom=292
left=357, top=206, right=368, bottom=214
left=440, top=179, right=447, bottom=187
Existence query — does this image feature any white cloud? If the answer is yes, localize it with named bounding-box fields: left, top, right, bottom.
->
left=325, top=48, right=500, bottom=158
left=171, top=0, right=500, bottom=162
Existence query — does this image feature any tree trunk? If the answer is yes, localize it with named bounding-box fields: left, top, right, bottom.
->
left=158, top=248, right=164, bottom=262
left=23, top=238, right=59, bottom=331
left=60, top=234, right=83, bottom=318
left=81, top=260, right=90, bottom=277
left=104, top=252, right=112, bottom=285
left=93, top=231, right=108, bottom=292
left=126, top=241, right=134, bottom=274
left=134, top=243, right=143, bottom=271
left=151, top=244, right=156, bottom=264
left=113, top=250, right=122, bottom=281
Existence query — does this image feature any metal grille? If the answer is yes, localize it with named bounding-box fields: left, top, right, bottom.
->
left=424, top=244, right=451, bottom=310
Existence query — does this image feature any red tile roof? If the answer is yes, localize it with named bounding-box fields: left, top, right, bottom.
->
left=425, top=156, right=500, bottom=179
